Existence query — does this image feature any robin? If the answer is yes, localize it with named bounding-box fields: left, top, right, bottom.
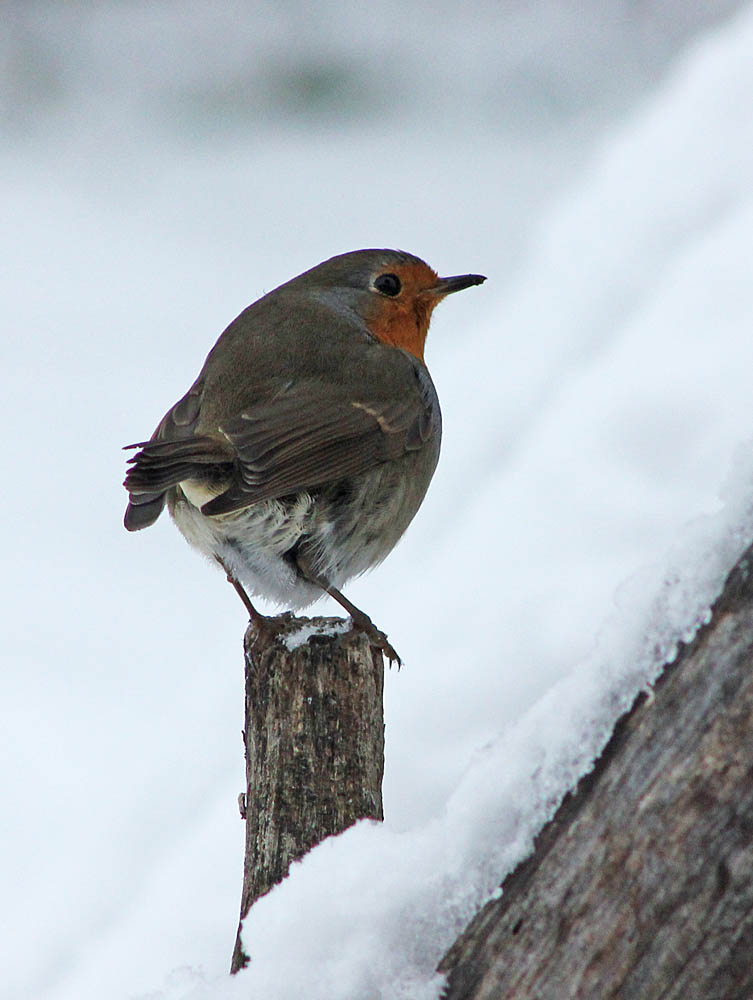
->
left=123, top=249, right=485, bottom=663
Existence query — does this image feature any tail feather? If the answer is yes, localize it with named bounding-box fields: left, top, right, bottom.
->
left=123, top=434, right=231, bottom=531
left=124, top=494, right=166, bottom=531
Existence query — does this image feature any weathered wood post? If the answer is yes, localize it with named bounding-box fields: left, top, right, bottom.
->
left=231, top=614, right=385, bottom=973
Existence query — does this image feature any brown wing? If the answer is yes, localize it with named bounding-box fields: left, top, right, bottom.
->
left=124, top=378, right=438, bottom=524
left=201, top=384, right=435, bottom=516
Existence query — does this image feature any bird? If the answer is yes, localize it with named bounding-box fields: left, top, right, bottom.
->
left=123, top=249, right=485, bottom=663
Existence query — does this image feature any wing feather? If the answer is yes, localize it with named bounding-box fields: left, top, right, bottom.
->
left=200, top=389, right=429, bottom=515
left=124, top=371, right=439, bottom=525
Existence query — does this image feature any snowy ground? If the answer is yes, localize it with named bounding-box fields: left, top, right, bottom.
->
left=4, top=3, right=753, bottom=998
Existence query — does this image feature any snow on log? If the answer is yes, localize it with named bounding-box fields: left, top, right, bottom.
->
left=440, top=542, right=753, bottom=999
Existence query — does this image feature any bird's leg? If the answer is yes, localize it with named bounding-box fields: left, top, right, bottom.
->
left=215, top=556, right=278, bottom=638
left=327, top=585, right=402, bottom=667
left=296, top=557, right=401, bottom=667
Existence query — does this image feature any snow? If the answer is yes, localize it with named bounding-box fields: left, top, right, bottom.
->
left=4, top=2, right=753, bottom=998
left=281, top=619, right=351, bottom=652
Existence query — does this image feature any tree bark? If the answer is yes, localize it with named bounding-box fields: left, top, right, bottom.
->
left=439, top=541, right=753, bottom=1000
left=231, top=614, right=385, bottom=974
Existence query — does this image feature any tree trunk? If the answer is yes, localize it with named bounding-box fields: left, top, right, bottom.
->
left=439, top=542, right=753, bottom=1000
left=231, top=614, right=385, bottom=974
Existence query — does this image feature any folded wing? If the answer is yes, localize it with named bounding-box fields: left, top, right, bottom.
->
left=124, top=380, right=436, bottom=527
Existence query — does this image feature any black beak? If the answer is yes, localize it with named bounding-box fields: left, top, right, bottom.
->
left=428, top=273, right=487, bottom=296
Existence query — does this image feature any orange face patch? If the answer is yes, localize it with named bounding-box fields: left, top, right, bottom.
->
left=363, top=262, right=444, bottom=362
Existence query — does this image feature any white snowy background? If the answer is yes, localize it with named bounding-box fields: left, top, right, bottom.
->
left=4, top=2, right=753, bottom=997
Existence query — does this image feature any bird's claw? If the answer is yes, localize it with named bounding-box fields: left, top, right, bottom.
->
left=348, top=613, right=402, bottom=668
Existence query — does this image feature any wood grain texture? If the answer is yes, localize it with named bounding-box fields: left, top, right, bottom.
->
left=440, top=543, right=753, bottom=1000
left=231, top=614, right=385, bottom=973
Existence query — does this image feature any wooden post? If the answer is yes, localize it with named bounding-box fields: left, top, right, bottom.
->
left=230, top=614, right=385, bottom=973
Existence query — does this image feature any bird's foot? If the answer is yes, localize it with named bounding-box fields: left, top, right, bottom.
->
left=245, top=608, right=295, bottom=647
left=292, top=556, right=402, bottom=667
left=347, top=609, right=402, bottom=668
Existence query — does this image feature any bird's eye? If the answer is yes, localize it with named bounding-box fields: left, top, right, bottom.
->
left=373, top=273, right=402, bottom=297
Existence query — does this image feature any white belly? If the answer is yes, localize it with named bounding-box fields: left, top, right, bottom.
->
left=170, top=485, right=324, bottom=608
